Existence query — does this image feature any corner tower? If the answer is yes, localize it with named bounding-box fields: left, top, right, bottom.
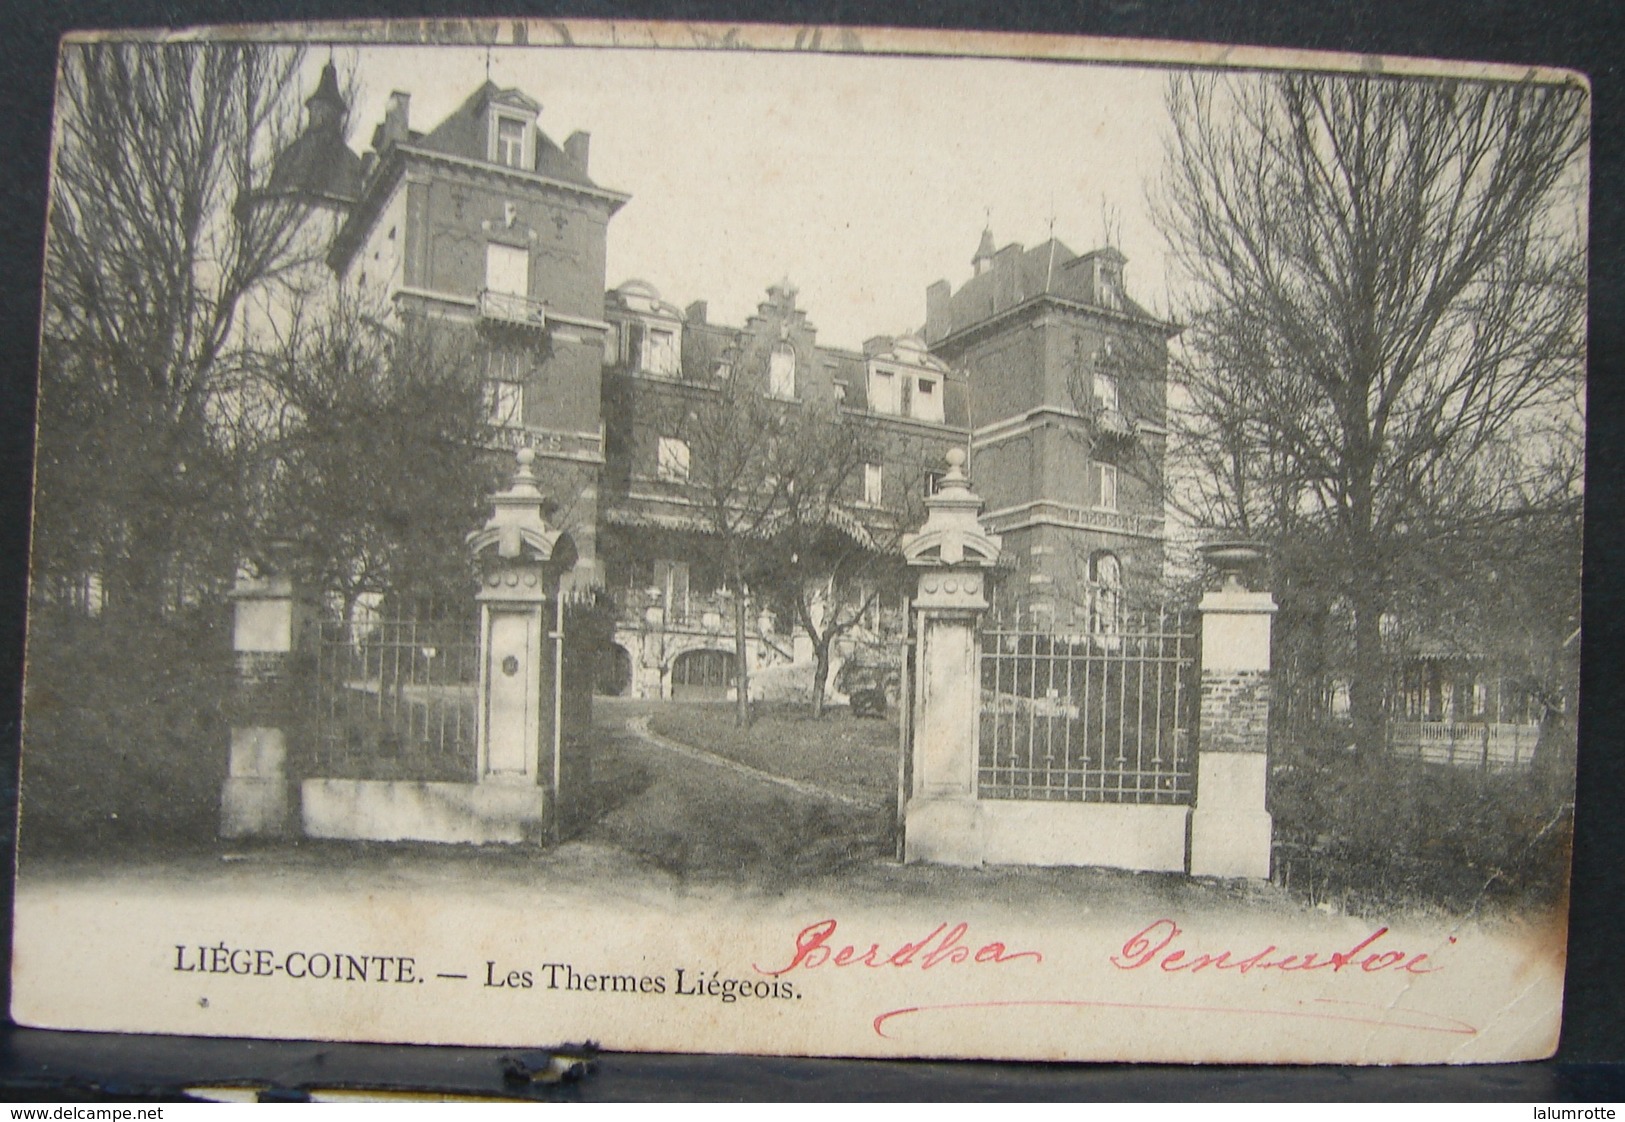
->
left=329, top=80, right=630, bottom=590
left=924, top=232, right=1177, bottom=625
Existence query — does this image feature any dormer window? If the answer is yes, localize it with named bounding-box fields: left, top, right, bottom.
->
left=867, top=363, right=944, bottom=422
left=619, top=321, right=680, bottom=376
left=1097, top=261, right=1123, bottom=309
left=647, top=328, right=679, bottom=376
left=914, top=375, right=943, bottom=423
left=489, top=110, right=534, bottom=170
left=497, top=118, right=525, bottom=167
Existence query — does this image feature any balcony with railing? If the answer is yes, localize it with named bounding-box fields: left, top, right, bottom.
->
left=1092, top=406, right=1136, bottom=441
left=983, top=499, right=1164, bottom=539
left=615, top=586, right=739, bottom=635
left=478, top=289, right=548, bottom=331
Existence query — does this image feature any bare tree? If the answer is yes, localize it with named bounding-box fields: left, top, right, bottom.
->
left=34, top=42, right=315, bottom=620
left=759, top=411, right=918, bottom=717
left=1157, top=71, right=1587, bottom=758
left=667, top=371, right=800, bottom=727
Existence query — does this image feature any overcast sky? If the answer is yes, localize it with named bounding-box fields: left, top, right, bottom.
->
left=328, top=45, right=1176, bottom=349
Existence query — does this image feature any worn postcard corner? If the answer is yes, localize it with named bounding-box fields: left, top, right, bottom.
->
left=13, top=19, right=1585, bottom=1065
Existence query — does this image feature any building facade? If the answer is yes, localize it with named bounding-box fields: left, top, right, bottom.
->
left=926, top=236, right=1177, bottom=627
left=275, top=70, right=1175, bottom=699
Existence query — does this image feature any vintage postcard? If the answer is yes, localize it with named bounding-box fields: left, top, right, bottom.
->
left=11, top=21, right=1587, bottom=1064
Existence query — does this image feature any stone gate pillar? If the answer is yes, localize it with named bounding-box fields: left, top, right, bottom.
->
left=901, top=448, right=1002, bottom=865
left=220, top=555, right=312, bottom=839
left=467, top=449, right=576, bottom=836
left=1189, top=543, right=1277, bottom=879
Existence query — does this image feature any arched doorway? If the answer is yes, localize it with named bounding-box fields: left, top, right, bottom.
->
left=671, top=648, right=735, bottom=701
left=595, top=643, right=633, bottom=697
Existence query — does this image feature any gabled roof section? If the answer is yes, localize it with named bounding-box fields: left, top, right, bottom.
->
left=486, top=86, right=541, bottom=115
left=415, top=81, right=504, bottom=161
left=925, top=235, right=1169, bottom=345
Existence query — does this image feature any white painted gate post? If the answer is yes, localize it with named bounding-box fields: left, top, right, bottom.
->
left=1188, top=544, right=1277, bottom=879
left=467, top=449, right=577, bottom=837
left=901, top=448, right=1002, bottom=866
left=220, top=554, right=311, bottom=838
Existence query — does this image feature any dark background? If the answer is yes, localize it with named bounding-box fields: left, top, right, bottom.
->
left=0, top=0, right=1619, bottom=1101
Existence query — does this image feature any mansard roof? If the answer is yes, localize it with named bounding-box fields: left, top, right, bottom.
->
left=926, top=236, right=1171, bottom=345
left=416, top=80, right=594, bottom=187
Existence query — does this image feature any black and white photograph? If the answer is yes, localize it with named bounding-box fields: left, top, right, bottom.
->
left=9, top=20, right=1589, bottom=1065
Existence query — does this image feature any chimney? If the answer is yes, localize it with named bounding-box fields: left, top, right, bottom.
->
left=684, top=300, right=708, bottom=325
left=564, top=131, right=591, bottom=175
left=925, top=279, right=951, bottom=343
left=382, top=91, right=411, bottom=149
left=994, top=243, right=1023, bottom=310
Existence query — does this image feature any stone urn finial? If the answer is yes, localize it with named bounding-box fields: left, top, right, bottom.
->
left=1197, top=537, right=1268, bottom=593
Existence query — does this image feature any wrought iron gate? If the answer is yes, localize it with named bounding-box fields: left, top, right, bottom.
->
left=310, top=614, right=480, bottom=780
left=977, top=610, right=1198, bottom=804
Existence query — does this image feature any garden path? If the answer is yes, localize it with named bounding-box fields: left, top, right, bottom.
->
left=571, top=702, right=894, bottom=882
left=623, top=714, right=869, bottom=807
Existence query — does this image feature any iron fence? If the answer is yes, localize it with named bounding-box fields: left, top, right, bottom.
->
left=309, top=616, right=480, bottom=781
left=978, top=610, right=1197, bottom=804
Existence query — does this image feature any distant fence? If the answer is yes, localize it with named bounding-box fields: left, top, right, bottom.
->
left=977, top=611, right=1198, bottom=804
left=1387, top=720, right=1539, bottom=770
left=308, top=615, right=480, bottom=781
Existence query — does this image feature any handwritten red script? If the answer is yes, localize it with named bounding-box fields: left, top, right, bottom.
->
left=1111, top=918, right=1452, bottom=976
left=870, top=919, right=1465, bottom=1040
left=753, top=919, right=1043, bottom=977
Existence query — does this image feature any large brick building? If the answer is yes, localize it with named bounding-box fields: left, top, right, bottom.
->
left=275, top=67, right=1175, bottom=698
left=927, top=235, right=1177, bottom=624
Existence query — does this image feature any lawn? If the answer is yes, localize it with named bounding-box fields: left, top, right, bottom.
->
left=644, top=701, right=900, bottom=797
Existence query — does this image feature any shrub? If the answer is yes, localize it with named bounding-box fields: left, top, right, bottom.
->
left=18, top=611, right=231, bottom=860
left=1269, top=752, right=1571, bottom=916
